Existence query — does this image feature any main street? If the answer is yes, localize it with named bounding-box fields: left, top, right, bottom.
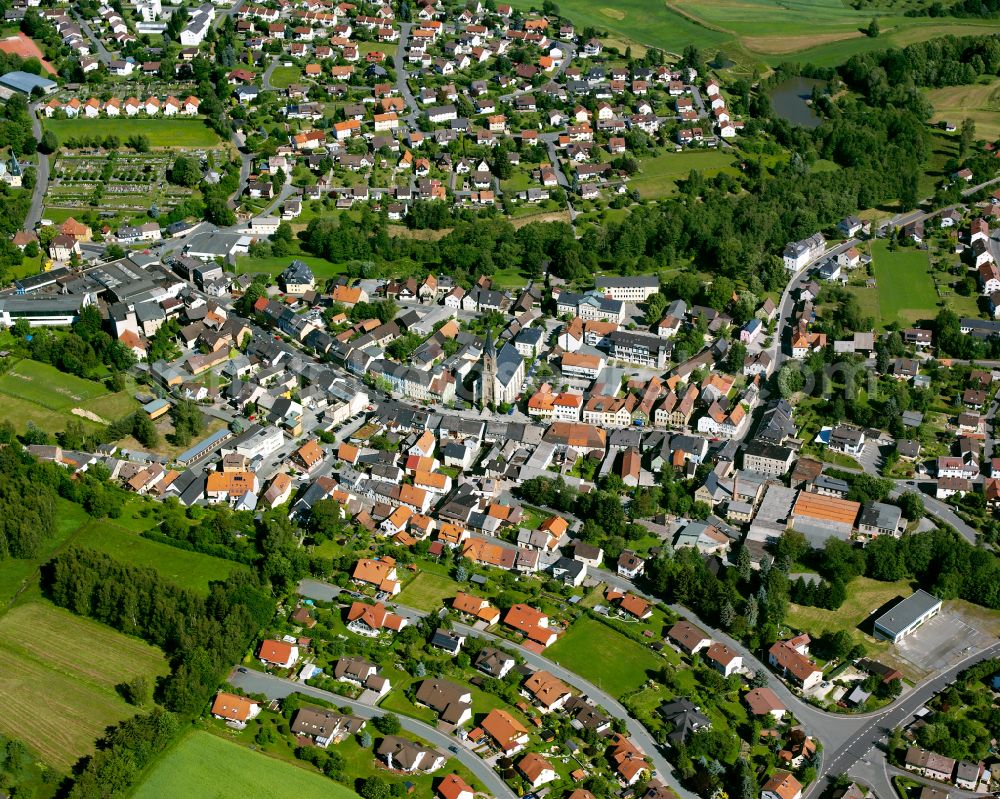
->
left=228, top=668, right=518, bottom=799
left=297, top=578, right=700, bottom=799
left=810, top=640, right=1000, bottom=798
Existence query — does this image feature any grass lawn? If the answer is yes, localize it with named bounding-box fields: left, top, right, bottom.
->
left=73, top=519, right=247, bottom=594
left=44, top=117, right=222, bottom=148
left=0, top=358, right=105, bottom=408
left=927, top=79, right=1000, bottom=141
left=0, top=600, right=168, bottom=772
left=786, top=576, right=913, bottom=651
left=0, top=359, right=139, bottom=432
left=269, top=66, right=301, bottom=89
left=235, top=252, right=348, bottom=280
left=545, top=617, right=660, bottom=698
left=396, top=570, right=460, bottom=613
left=870, top=240, right=939, bottom=327
left=630, top=148, right=737, bottom=200
left=134, top=730, right=360, bottom=799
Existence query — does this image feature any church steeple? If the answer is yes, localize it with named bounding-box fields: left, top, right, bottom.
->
left=480, top=330, right=497, bottom=408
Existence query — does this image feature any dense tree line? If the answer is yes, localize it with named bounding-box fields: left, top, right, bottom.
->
left=42, top=547, right=274, bottom=716
left=68, top=709, right=179, bottom=799
left=0, top=446, right=56, bottom=560
left=8, top=306, right=136, bottom=380
left=841, top=34, right=1000, bottom=110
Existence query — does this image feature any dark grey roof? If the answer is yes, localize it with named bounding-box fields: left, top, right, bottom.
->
left=873, top=589, right=941, bottom=638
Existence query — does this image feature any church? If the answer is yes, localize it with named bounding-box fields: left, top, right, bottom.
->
left=479, top=330, right=525, bottom=407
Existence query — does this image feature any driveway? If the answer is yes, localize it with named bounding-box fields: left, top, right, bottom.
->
left=229, top=669, right=516, bottom=799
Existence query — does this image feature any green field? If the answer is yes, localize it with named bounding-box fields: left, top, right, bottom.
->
left=0, top=601, right=169, bottom=772
left=0, top=498, right=88, bottom=607
left=133, top=730, right=361, bottom=799
left=545, top=617, right=661, bottom=697
left=787, top=576, right=912, bottom=656
left=630, top=148, right=738, bottom=199
left=926, top=79, right=1000, bottom=141
left=235, top=253, right=348, bottom=280
left=73, top=519, right=248, bottom=594
left=512, top=0, right=1000, bottom=67
left=870, top=240, right=939, bottom=326
left=0, top=359, right=139, bottom=432
left=269, top=65, right=302, bottom=89
left=0, top=358, right=106, bottom=408
left=44, top=117, right=222, bottom=148
left=396, top=571, right=460, bottom=613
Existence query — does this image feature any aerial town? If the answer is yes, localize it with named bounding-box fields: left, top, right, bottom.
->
left=3, top=1, right=1000, bottom=799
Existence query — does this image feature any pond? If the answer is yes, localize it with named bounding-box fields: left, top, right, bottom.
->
left=768, top=76, right=825, bottom=129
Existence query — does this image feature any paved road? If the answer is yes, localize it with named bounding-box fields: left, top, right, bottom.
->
left=229, top=669, right=517, bottom=799
left=72, top=12, right=113, bottom=64
left=393, top=22, right=420, bottom=127
left=261, top=56, right=282, bottom=91
left=808, top=640, right=1000, bottom=798
left=296, top=579, right=698, bottom=799
left=25, top=105, right=48, bottom=230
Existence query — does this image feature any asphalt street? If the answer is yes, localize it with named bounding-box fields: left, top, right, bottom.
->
left=295, top=578, right=699, bottom=799
left=228, top=669, right=517, bottom=799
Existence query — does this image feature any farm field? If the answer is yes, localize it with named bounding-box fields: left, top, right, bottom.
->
left=72, top=519, right=248, bottom=594
left=631, top=148, right=738, bottom=199
left=133, top=730, right=360, bottom=799
left=396, top=570, right=460, bottom=612
left=545, top=616, right=661, bottom=697
left=926, top=79, right=1000, bottom=141
left=0, top=601, right=168, bottom=772
left=511, top=0, right=1000, bottom=68
left=0, top=358, right=138, bottom=432
left=43, top=117, right=223, bottom=148
left=870, top=240, right=939, bottom=327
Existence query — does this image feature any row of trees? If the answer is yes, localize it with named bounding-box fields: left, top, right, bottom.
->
left=42, top=547, right=274, bottom=718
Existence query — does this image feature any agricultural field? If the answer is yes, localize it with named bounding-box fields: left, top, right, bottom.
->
left=545, top=616, right=661, bottom=697
left=870, top=240, right=940, bottom=327
left=511, top=0, right=1000, bottom=68
left=72, top=519, right=248, bottom=594
left=43, top=117, right=223, bottom=148
left=926, top=79, right=1000, bottom=141
left=0, top=358, right=138, bottom=433
left=133, top=730, right=360, bottom=799
left=0, top=601, right=169, bottom=772
left=630, top=148, right=739, bottom=199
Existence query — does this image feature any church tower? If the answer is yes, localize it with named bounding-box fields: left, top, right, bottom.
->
left=480, top=329, right=497, bottom=408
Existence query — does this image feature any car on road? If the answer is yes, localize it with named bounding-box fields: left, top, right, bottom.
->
left=237, top=667, right=248, bottom=673
left=448, top=745, right=459, bottom=753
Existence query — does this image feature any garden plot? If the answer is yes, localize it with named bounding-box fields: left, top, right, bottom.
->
left=44, top=150, right=223, bottom=224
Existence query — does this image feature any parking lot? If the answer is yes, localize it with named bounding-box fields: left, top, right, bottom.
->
left=893, top=610, right=992, bottom=673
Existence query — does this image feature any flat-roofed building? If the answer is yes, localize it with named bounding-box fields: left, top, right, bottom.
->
left=873, top=590, right=942, bottom=643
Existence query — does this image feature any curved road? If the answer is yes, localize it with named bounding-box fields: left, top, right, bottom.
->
left=229, top=668, right=517, bottom=799
left=298, top=579, right=698, bottom=799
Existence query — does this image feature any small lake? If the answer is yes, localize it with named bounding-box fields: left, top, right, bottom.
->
left=768, top=76, right=825, bottom=128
